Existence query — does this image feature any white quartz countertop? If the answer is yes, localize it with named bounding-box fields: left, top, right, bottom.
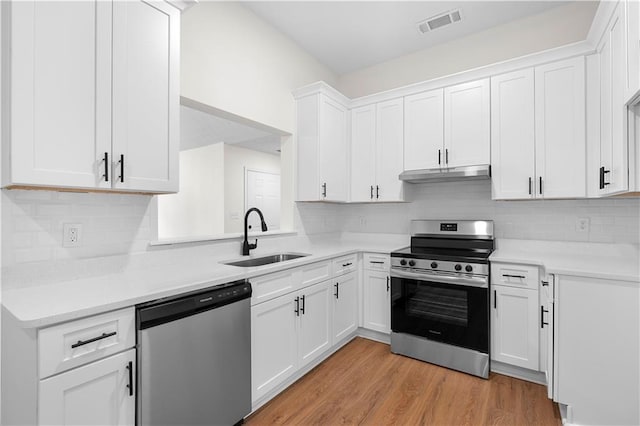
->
left=490, top=239, right=640, bottom=283
left=2, top=237, right=406, bottom=329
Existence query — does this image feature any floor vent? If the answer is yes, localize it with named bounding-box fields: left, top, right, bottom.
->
left=418, top=9, right=462, bottom=34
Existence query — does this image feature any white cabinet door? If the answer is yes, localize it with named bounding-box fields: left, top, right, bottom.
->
left=534, top=57, right=586, bottom=198
left=404, top=89, right=444, bottom=171
left=350, top=105, right=377, bottom=202
left=8, top=1, right=111, bottom=189
left=444, top=79, right=490, bottom=167
left=626, top=0, right=640, bottom=98
left=555, top=275, right=639, bottom=426
left=598, top=3, right=629, bottom=195
left=491, top=69, right=536, bottom=200
left=375, top=98, right=404, bottom=202
left=491, top=285, right=539, bottom=370
left=332, top=272, right=358, bottom=343
left=251, top=292, right=298, bottom=402
left=112, top=0, right=179, bottom=193
left=298, top=281, right=332, bottom=369
left=318, top=96, right=349, bottom=202
left=363, top=270, right=390, bottom=334
left=39, top=349, right=135, bottom=426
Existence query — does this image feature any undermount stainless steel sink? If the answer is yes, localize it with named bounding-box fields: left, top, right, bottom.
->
left=223, top=253, right=310, bottom=267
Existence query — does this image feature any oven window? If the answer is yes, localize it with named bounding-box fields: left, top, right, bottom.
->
left=407, top=286, right=468, bottom=326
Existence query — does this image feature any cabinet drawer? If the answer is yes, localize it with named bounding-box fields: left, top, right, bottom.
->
left=363, top=253, right=390, bottom=271
left=301, top=261, right=331, bottom=288
left=332, top=254, right=357, bottom=276
left=251, top=269, right=297, bottom=305
left=491, top=263, right=540, bottom=290
left=38, top=308, right=135, bottom=379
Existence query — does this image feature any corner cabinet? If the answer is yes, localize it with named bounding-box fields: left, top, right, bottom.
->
left=350, top=99, right=404, bottom=202
left=491, top=57, right=586, bottom=199
left=3, top=0, right=180, bottom=193
left=294, top=84, right=349, bottom=202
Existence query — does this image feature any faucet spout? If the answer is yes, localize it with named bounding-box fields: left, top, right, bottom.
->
left=242, top=208, right=268, bottom=256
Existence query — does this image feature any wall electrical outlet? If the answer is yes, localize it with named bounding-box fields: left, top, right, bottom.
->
left=63, top=223, right=83, bottom=247
left=576, top=218, right=590, bottom=233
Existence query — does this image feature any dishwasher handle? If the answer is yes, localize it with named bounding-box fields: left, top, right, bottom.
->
left=137, top=280, right=252, bottom=330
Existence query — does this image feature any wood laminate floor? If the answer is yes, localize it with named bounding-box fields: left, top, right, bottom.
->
left=246, top=337, right=561, bottom=426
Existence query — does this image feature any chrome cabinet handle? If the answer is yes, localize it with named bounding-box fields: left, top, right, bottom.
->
left=386, top=276, right=390, bottom=292
left=300, top=295, right=306, bottom=314
left=322, top=182, right=327, bottom=197
left=370, top=185, right=374, bottom=199
left=445, top=149, right=449, bottom=164
left=539, top=176, right=543, bottom=195
left=502, top=274, right=525, bottom=279
left=294, top=297, right=300, bottom=316
left=334, top=283, right=339, bottom=299
left=438, top=149, right=441, bottom=165
left=528, top=177, right=532, bottom=195
left=342, top=262, right=352, bottom=267
left=71, top=331, right=117, bottom=349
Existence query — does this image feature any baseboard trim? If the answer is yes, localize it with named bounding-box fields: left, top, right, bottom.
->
left=356, top=327, right=390, bottom=344
left=490, top=360, right=547, bottom=385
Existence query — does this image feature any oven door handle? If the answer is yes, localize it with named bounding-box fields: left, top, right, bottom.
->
left=390, top=269, right=489, bottom=289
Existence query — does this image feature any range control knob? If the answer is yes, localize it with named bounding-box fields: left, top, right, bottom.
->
left=454, top=264, right=462, bottom=271
left=408, top=260, right=416, bottom=267
left=430, top=262, right=438, bottom=269
left=400, top=259, right=407, bottom=266
left=465, top=265, right=473, bottom=273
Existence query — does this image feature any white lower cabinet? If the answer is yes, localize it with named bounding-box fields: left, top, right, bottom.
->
left=554, top=275, right=639, bottom=425
left=39, top=349, right=136, bottom=426
left=363, top=266, right=390, bottom=334
left=1, top=308, right=136, bottom=426
left=251, top=258, right=360, bottom=406
left=298, top=281, right=332, bottom=369
left=251, top=292, right=299, bottom=402
left=252, top=280, right=332, bottom=402
left=332, top=272, right=358, bottom=343
left=491, top=285, right=539, bottom=370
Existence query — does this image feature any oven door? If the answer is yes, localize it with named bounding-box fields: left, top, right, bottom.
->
left=391, top=268, right=489, bottom=353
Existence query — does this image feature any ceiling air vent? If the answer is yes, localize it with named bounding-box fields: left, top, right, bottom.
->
left=418, top=9, right=462, bottom=34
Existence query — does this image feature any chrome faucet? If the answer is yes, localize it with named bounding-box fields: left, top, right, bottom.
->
left=242, top=207, right=268, bottom=255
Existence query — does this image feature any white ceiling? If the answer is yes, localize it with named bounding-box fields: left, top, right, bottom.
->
left=244, top=1, right=574, bottom=74
left=180, top=105, right=282, bottom=155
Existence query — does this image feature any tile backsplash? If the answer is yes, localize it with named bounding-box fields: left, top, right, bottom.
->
left=338, top=180, right=640, bottom=243
left=2, top=180, right=639, bottom=270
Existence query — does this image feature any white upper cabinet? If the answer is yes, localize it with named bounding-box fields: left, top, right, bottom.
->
left=404, top=79, right=489, bottom=171
left=296, top=89, right=349, bottom=202
left=491, top=69, right=536, bottom=199
left=625, top=0, right=640, bottom=99
left=350, top=105, right=377, bottom=202
left=444, top=79, right=491, bottom=168
left=492, top=58, right=585, bottom=200
left=403, top=89, right=444, bottom=170
left=350, top=98, right=404, bottom=202
left=111, top=1, right=180, bottom=192
left=4, top=0, right=180, bottom=193
left=375, top=99, right=404, bottom=202
left=534, top=57, right=586, bottom=199
left=593, top=3, right=629, bottom=195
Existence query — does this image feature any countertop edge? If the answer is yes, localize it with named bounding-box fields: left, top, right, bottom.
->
left=3, top=245, right=399, bottom=329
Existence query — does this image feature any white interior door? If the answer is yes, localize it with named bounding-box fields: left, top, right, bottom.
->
left=245, top=169, right=281, bottom=231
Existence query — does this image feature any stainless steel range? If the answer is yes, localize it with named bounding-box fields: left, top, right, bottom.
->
left=390, top=220, right=494, bottom=378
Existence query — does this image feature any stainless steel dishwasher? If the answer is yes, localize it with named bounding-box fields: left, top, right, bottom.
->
left=136, top=280, right=252, bottom=426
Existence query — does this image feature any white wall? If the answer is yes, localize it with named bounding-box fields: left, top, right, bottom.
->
left=337, top=180, right=640, bottom=244
left=223, top=144, right=281, bottom=234
left=336, top=2, right=598, bottom=98
left=181, top=2, right=338, bottom=134
left=157, top=143, right=225, bottom=239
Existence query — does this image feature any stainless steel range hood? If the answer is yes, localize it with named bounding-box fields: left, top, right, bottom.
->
left=398, top=164, right=491, bottom=183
